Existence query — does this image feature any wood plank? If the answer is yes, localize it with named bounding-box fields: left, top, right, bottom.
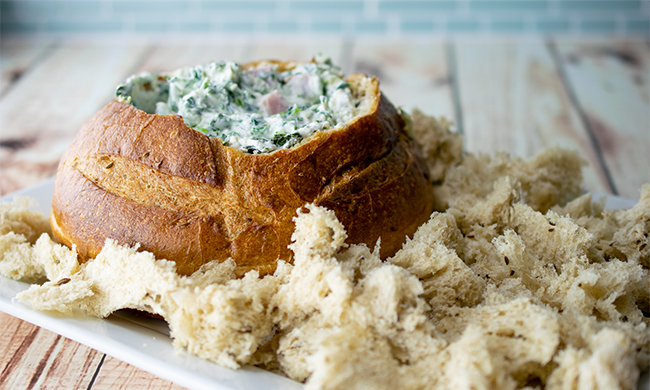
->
left=134, top=44, right=249, bottom=75
left=0, top=38, right=53, bottom=97
left=134, top=41, right=346, bottom=75
left=0, top=312, right=103, bottom=389
left=348, top=41, right=456, bottom=122
left=0, top=43, right=149, bottom=195
left=454, top=39, right=612, bottom=195
left=242, top=41, right=347, bottom=70
left=90, top=356, right=187, bottom=390
left=554, top=39, right=650, bottom=199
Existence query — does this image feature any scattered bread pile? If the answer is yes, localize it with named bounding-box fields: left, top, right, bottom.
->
left=1, top=111, right=649, bottom=390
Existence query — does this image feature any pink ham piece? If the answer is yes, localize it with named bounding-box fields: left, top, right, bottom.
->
left=260, top=90, right=290, bottom=116
left=244, top=65, right=273, bottom=77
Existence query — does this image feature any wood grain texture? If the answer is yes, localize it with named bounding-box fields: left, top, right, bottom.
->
left=554, top=39, right=650, bottom=199
left=90, top=356, right=187, bottom=390
left=0, top=312, right=103, bottom=390
left=1, top=38, right=648, bottom=390
left=349, top=42, right=456, bottom=123
left=0, top=43, right=149, bottom=195
left=0, top=38, right=52, bottom=97
left=454, top=38, right=613, bottom=195
left=134, top=44, right=248, bottom=75
left=243, top=41, right=346, bottom=70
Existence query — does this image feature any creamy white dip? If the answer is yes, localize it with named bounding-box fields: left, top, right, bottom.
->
left=116, top=57, right=361, bottom=154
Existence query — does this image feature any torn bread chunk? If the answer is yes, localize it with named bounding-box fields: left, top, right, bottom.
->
left=1, top=114, right=648, bottom=390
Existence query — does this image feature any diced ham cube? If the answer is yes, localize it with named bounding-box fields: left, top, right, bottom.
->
left=286, top=73, right=319, bottom=99
left=245, top=65, right=273, bottom=77
left=260, top=90, right=290, bottom=116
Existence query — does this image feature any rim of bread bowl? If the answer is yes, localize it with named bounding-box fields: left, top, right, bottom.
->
left=50, top=64, right=425, bottom=277
left=120, top=59, right=382, bottom=156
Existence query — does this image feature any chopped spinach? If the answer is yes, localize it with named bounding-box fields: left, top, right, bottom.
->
left=116, top=56, right=361, bottom=154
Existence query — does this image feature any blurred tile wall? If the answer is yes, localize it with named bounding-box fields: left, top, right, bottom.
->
left=1, top=0, right=649, bottom=37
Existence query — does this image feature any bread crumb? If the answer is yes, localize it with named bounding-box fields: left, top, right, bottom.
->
left=1, top=113, right=648, bottom=390
left=0, top=196, right=51, bottom=242
left=410, top=110, right=463, bottom=184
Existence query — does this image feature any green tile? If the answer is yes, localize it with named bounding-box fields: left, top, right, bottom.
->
left=580, top=19, right=617, bottom=32
left=447, top=19, right=480, bottom=32
left=379, top=1, right=456, bottom=13
left=223, top=20, right=257, bottom=32
left=290, top=1, right=364, bottom=13
left=355, top=20, right=387, bottom=33
left=65, top=1, right=103, bottom=15
left=536, top=18, right=570, bottom=32
left=311, top=20, right=343, bottom=32
left=3, top=0, right=62, bottom=19
left=134, top=21, right=174, bottom=32
left=400, top=20, right=435, bottom=32
left=179, top=22, right=211, bottom=32
left=0, top=21, right=42, bottom=33
left=113, top=0, right=187, bottom=13
left=268, top=21, right=299, bottom=32
left=559, top=0, right=641, bottom=11
left=490, top=19, right=526, bottom=32
left=48, top=20, right=123, bottom=32
left=201, top=1, right=275, bottom=13
left=469, top=0, right=548, bottom=12
left=626, top=20, right=650, bottom=34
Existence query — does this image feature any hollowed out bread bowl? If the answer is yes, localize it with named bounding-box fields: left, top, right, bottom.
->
left=51, top=60, right=434, bottom=276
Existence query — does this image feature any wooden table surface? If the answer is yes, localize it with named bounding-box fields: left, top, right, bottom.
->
left=0, top=36, right=648, bottom=389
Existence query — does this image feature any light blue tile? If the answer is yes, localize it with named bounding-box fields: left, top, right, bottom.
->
left=580, top=19, right=617, bottom=32
left=49, top=20, right=123, bottom=32
left=11, top=0, right=60, bottom=13
left=626, top=19, right=650, bottom=34
left=535, top=18, right=570, bottom=32
left=355, top=20, right=388, bottom=33
left=311, top=20, right=343, bottom=32
left=179, top=22, right=211, bottom=32
left=134, top=21, right=175, bottom=32
left=0, top=21, right=42, bottom=33
left=64, top=1, right=103, bottom=16
left=268, top=21, right=299, bottom=32
left=559, top=0, right=641, bottom=11
left=0, top=3, right=14, bottom=22
left=290, top=1, right=364, bottom=14
left=223, top=20, right=257, bottom=32
left=447, top=18, right=480, bottom=32
left=379, top=1, right=457, bottom=13
left=2, top=0, right=63, bottom=20
left=400, top=20, right=435, bottom=32
left=112, top=0, right=188, bottom=14
left=469, top=0, right=548, bottom=12
left=490, top=19, right=526, bottom=32
left=201, top=1, right=275, bottom=13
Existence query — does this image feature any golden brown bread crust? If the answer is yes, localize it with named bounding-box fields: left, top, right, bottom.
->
left=51, top=66, right=434, bottom=276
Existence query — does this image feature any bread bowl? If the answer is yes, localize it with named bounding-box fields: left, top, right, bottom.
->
left=51, top=58, right=434, bottom=276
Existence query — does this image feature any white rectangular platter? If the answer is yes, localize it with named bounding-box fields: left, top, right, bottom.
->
left=0, top=178, right=647, bottom=390
left=0, top=178, right=303, bottom=390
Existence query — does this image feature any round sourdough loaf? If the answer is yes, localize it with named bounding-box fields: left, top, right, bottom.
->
left=51, top=63, right=434, bottom=276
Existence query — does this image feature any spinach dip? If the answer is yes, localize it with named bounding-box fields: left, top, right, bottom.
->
left=116, top=57, right=362, bottom=154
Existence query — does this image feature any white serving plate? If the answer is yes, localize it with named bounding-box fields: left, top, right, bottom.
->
left=0, top=178, right=303, bottom=390
left=0, top=178, right=648, bottom=390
